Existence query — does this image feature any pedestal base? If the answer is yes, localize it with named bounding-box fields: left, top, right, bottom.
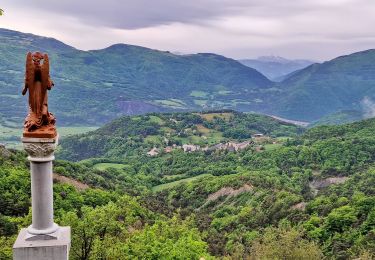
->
left=13, top=227, right=71, bottom=260
left=23, top=124, right=57, bottom=138
left=27, top=222, right=59, bottom=237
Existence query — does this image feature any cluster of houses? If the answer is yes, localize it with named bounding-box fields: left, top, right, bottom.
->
left=147, top=140, right=253, bottom=156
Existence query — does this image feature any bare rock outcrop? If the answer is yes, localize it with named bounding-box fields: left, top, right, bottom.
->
left=206, top=184, right=254, bottom=203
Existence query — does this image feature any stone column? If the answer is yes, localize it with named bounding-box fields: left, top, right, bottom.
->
left=13, top=136, right=71, bottom=260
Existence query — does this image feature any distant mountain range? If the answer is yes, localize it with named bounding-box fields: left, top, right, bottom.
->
left=239, top=56, right=315, bottom=81
left=0, top=28, right=272, bottom=126
left=1, top=28, right=375, bottom=126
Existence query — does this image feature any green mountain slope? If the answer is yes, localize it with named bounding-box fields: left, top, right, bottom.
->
left=309, top=110, right=364, bottom=127
left=145, top=117, right=375, bottom=258
left=57, top=110, right=303, bottom=161
left=0, top=147, right=212, bottom=259
left=3, top=28, right=375, bottom=126
left=0, top=28, right=272, bottom=126
left=56, top=113, right=375, bottom=258
left=274, top=50, right=375, bottom=121
left=2, top=113, right=375, bottom=258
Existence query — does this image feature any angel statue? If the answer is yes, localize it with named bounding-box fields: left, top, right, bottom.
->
left=22, top=52, right=56, bottom=134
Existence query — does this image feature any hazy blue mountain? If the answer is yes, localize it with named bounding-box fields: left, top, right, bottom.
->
left=273, top=50, right=375, bottom=121
left=0, top=28, right=273, bottom=126
left=239, top=56, right=315, bottom=81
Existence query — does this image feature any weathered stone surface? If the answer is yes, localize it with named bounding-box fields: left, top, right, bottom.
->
left=13, top=227, right=71, bottom=260
left=22, top=136, right=58, bottom=162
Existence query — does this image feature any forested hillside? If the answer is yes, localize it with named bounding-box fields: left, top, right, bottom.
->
left=57, top=111, right=302, bottom=161
left=310, top=110, right=364, bottom=127
left=2, top=115, right=375, bottom=258
left=0, top=147, right=211, bottom=259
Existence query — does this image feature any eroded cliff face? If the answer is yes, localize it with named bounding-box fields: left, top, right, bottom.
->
left=309, top=176, right=349, bottom=196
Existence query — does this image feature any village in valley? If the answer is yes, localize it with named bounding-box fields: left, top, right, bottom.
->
left=146, top=133, right=277, bottom=156
left=136, top=111, right=291, bottom=157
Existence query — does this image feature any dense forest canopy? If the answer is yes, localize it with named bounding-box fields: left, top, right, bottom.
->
left=1, top=112, right=375, bottom=259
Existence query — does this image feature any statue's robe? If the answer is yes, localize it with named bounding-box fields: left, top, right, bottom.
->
left=24, top=53, right=55, bottom=131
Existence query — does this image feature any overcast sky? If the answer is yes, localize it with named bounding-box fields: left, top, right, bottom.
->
left=1, top=0, right=375, bottom=61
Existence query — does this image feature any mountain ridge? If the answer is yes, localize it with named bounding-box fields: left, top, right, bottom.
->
left=0, top=28, right=273, bottom=126
left=2, top=28, right=375, bottom=125
left=275, top=48, right=375, bottom=121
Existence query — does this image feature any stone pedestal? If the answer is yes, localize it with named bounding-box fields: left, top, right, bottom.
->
left=13, top=136, right=71, bottom=260
left=13, top=227, right=71, bottom=260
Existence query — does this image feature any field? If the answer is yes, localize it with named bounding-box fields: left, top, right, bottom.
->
left=154, top=99, right=186, bottom=108
left=0, top=125, right=98, bottom=149
left=194, top=99, right=207, bottom=106
left=93, top=163, right=127, bottom=171
left=190, top=90, right=208, bottom=98
left=218, top=90, right=232, bottom=95
left=55, top=126, right=98, bottom=137
left=144, top=135, right=162, bottom=144
left=263, top=143, right=282, bottom=151
left=148, top=115, right=164, bottom=124
left=199, top=112, right=233, bottom=121
left=196, top=124, right=210, bottom=134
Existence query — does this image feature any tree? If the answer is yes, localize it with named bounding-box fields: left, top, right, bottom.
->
left=0, top=9, right=3, bottom=15
left=325, top=205, right=357, bottom=233
left=0, top=235, right=15, bottom=259
left=250, top=222, right=324, bottom=259
left=122, top=216, right=211, bottom=259
left=60, top=196, right=153, bottom=260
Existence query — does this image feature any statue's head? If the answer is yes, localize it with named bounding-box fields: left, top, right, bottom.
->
left=32, top=52, right=44, bottom=66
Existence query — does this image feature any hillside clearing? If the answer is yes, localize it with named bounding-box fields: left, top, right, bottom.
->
left=93, top=163, right=127, bottom=171
left=152, top=174, right=212, bottom=192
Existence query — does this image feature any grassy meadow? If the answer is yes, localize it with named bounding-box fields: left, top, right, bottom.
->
left=0, top=124, right=98, bottom=149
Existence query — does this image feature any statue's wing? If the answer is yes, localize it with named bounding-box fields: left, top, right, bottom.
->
left=25, top=52, right=34, bottom=89
left=41, top=53, right=50, bottom=105
left=25, top=52, right=36, bottom=111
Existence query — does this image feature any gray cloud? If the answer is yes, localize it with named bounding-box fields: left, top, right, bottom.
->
left=2, top=0, right=375, bottom=60
left=9, top=0, right=255, bottom=29
left=8, top=0, right=369, bottom=30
